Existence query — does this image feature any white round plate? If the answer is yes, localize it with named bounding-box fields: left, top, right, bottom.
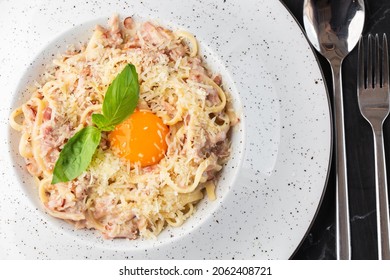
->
left=0, top=0, right=331, bottom=259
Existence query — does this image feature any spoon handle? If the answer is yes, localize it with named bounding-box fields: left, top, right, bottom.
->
left=331, top=62, right=351, bottom=260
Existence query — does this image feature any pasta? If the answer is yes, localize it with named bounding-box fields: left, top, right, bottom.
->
left=10, top=15, right=237, bottom=239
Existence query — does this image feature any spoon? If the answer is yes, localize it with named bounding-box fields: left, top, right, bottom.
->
left=303, top=0, right=365, bottom=259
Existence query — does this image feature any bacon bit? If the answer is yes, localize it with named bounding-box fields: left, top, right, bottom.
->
left=23, top=104, right=37, bottom=124
left=211, top=140, right=230, bottom=158
left=125, top=37, right=141, bottom=49
left=81, top=66, right=91, bottom=77
left=93, top=197, right=113, bottom=219
left=123, top=17, right=134, bottom=29
left=43, top=125, right=53, bottom=136
left=141, top=22, right=171, bottom=47
left=206, top=88, right=220, bottom=105
left=184, top=114, right=191, bottom=125
left=213, top=74, right=222, bottom=86
left=95, top=17, right=123, bottom=48
left=169, top=45, right=187, bottom=61
left=188, top=57, right=207, bottom=78
left=43, top=107, right=52, bottom=121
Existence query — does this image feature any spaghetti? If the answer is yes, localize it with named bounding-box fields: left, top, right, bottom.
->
left=10, top=15, right=237, bottom=239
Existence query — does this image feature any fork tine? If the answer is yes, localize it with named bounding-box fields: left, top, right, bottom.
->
left=368, top=34, right=373, bottom=88
left=358, top=36, right=365, bottom=90
left=383, top=34, right=389, bottom=88
left=375, top=34, right=380, bottom=88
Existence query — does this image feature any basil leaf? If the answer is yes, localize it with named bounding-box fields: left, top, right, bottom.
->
left=101, top=64, right=139, bottom=127
left=51, top=126, right=101, bottom=184
left=91, top=113, right=115, bottom=132
left=51, top=63, right=140, bottom=184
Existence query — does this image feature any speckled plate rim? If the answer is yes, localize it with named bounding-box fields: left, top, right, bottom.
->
left=279, top=1, right=334, bottom=259
left=0, top=1, right=331, bottom=258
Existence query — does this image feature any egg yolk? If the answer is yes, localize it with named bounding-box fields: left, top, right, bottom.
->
left=109, top=110, right=169, bottom=167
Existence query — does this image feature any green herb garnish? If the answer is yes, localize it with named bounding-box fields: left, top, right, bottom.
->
left=51, top=126, right=101, bottom=184
left=92, top=64, right=139, bottom=131
left=51, top=64, right=139, bottom=184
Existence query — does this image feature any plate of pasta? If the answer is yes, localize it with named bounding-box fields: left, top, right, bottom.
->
left=0, top=0, right=331, bottom=259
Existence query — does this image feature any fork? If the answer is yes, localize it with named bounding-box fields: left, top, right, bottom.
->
left=358, top=33, right=390, bottom=259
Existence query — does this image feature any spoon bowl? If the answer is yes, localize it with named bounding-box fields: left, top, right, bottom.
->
left=304, top=0, right=365, bottom=63
left=303, top=0, right=365, bottom=260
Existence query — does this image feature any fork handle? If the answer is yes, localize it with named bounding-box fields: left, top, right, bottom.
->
left=331, top=62, right=351, bottom=260
left=373, top=127, right=390, bottom=259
